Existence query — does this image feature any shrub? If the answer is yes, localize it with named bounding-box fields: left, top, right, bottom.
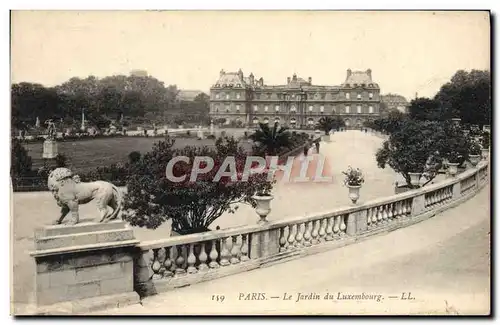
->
left=128, top=151, right=141, bottom=164
left=55, top=154, right=68, bottom=168
left=482, top=132, right=490, bottom=149
left=469, top=141, right=482, bottom=156
left=122, top=135, right=274, bottom=235
left=11, top=139, right=32, bottom=178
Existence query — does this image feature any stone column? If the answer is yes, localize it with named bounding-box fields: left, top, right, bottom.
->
left=410, top=194, right=426, bottom=216
left=31, top=221, right=140, bottom=314
left=249, top=228, right=280, bottom=259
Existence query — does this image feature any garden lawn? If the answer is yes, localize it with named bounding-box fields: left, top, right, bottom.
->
left=23, top=136, right=253, bottom=174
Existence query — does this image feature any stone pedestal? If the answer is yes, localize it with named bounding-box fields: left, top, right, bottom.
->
left=30, top=221, right=140, bottom=314
left=42, top=140, right=58, bottom=159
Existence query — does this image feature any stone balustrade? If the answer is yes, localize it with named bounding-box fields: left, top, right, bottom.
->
left=134, top=160, right=489, bottom=298
left=30, top=160, right=489, bottom=314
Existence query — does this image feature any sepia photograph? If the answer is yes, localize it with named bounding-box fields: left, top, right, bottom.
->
left=9, top=9, right=491, bottom=316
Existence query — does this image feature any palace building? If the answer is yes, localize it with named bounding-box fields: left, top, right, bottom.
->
left=209, top=68, right=381, bottom=129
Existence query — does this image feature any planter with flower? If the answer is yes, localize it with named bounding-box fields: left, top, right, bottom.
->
left=481, top=133, right=490, bottom=160
left=252, top=185, right=274, bottom=224
left=468, top=141, right=482, bottom=167
left=446, top=151, right=461, bottom=176
left=343, top=166, right=365, bottom=204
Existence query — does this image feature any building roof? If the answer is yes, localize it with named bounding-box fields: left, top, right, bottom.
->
left=216, top=72, right=245, bottom=86
left=381, top=94, right=408, bottom=103
left=345, top=71, right=372, bottom=85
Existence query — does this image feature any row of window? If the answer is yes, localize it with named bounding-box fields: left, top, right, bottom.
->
left=214, top=92, right=375, bottom=100
left=213, top=105, right=375, bottom=114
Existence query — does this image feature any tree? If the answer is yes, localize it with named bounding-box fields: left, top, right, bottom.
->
left=438, top=121, right=472, bottom=165
left=316, top=117, right=335, bottom=135
left=249, top=122, right=292, bottom=156
left=376, top=119, right=445, bottom=188
left=123, top=136, right=273, bottom=234
left=408, top=97, right=443, bottom=121
left=11, top=139, right=32, bottom=177
left=434, top=70, right=491, bottom=126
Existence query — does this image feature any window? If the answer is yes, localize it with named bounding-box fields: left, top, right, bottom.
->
left=226, top=94, right=230, bottom=100
left=309, top=105, right=313, bottom=112
left=345, top=93, right=350, bottom=99
left=345, top=105, right=350, bottom=113
left=357, top=93, right=361, bottom=100
left=267, top=93, right=272, bottom=99
left=236, top=105, right=240, bottom=112
left=290, top=105, right=296, bottom=112
left=332, top=105, right=336, bottom=113
left=369, top=93, right=373, bottom=99
left=236, top=93, right=241, bottom=99
left=264, top=106, right=269, bottom=112
left=237, top=83, right=241, bottom=87
left=275, top=105, right=279, bottom=112
left=320, top=105, right=324, bottom=112
left=321, top=93, right=326, bottom=100
left=357, top=105, right=361, bottom=114
left=214, top=105, right=219, bottom=112
left=253, top=105, right=258, bottom=112
left=215, top=93, right=220, bottom=99
left=225, top=105, right=230, bottom=113
left=369, top=106, right=374, bottom=113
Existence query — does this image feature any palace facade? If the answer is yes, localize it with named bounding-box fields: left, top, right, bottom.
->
left=209, top=69, right=381, bottom=128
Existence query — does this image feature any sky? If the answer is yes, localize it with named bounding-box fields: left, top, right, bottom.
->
left=10, top=10, right=490, bottom=100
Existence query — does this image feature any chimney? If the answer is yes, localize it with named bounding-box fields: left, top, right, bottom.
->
left=347, top=69, right=352, bottom=78
left=308, top=77, right=312, bottom=85
left=238, top=68, right=243, bottom=79
left=220, top=69, right=225, bottom=77
left=293, top=73, right=297, bottom=81
left=259, top=77, right=264, bottom=86
left=366, top=69, right=372, bottom=80
left=249, top=73, right=254, bottom=85
left=287, top=77, right=291, bottom=84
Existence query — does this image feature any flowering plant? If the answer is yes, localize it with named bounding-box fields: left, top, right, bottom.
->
left=342, top=166, right=365, bottom=187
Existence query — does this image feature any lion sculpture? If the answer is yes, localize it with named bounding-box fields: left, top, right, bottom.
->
left=47, top=168, right=123, bottom=225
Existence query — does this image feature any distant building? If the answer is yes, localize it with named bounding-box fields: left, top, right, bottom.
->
left=130, top=70, right=149, bottom=77
left=178, top=90, right=204, bottom=101
left=209, top=68, right=381, bottom=129
left=381, top=94, right=409, bottom=114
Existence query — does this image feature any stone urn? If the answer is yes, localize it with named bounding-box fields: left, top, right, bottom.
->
left=253, top=194, right=273, bottom=224
left=347, top=185, right=361, bottom=204
left=469, top=155, right=481, bottom=167
left=408, top=172, right=422, bottom=186
left=481, top=148, right=489, bottom=160
left=447, top=162, right=459, bottom=176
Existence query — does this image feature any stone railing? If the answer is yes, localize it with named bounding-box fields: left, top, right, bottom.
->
left=133, top=160, right=489, bottom=298
left=28, top=158, right=488, bottom=314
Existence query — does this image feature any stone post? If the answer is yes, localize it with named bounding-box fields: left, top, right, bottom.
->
left=452, top=181, right=462, bottom=200
left=30, top=221, right=140, bottom=314
left=350, top=209, right=367, bottom=235
left=249, top=228, right=280, bottom=259
left=410, top=194, right=426, bottom=216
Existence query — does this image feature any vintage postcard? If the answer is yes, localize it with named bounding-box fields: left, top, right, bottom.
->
left=10, top=10, right=491, bottom=315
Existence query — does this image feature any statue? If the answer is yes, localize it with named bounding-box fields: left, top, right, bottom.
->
left=45, top=119, right=56, bottom=140
left=47, top=168, right=123, bottom=225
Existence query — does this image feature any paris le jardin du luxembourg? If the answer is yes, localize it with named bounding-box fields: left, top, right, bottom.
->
left=9, top=11, right=491, bottom=316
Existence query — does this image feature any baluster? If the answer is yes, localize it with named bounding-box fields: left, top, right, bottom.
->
left=318, top=219, right=327, bottom=242
left=311, top=220, right=320, bottom=244
left=381, top=205, right=387, bottom=222
left=295, top=223, right=304, bottom=247
left=377, top=206, right=383, bottom=222
left=406, top=199, right=412, bottom=215
left=208, top=240, right=220, bottom=268
left=333, top=215, right=341, bottom=234
left=387, top=203, right=393, bottom=220
left=424, top=194, right=430, bottom=207
left=162, top=247, right=174, bottom=277
left=169, top=245, right=178, bottom=273
left=303, top=221, right=312, bottom=246
left=219, top=237, right=231, bottom=266
left=325, top=217, right=334, bottom=240
left=156, top=247, right=167, bottom=277
left=151, top=248, right=162, bottom=280
left=279, top=227, right=287, bottom=252
left=230, top=236, right=240, bottom=264
left=198, top=242, right=209, bottom=271
left=339, top=215, right=347, bottom=234
left=175, top=245, right=186, bottom=275
left=287, top=224, right=296, bottom=249
left=395, top=201, right=401, bottom=219
left=366, top=208, right=372, bottom=227
left=372, top=206, right=379, bottom=224
left=187, top=243, right=197, bottom=274
left=240, top=234, right=250, bottom=261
